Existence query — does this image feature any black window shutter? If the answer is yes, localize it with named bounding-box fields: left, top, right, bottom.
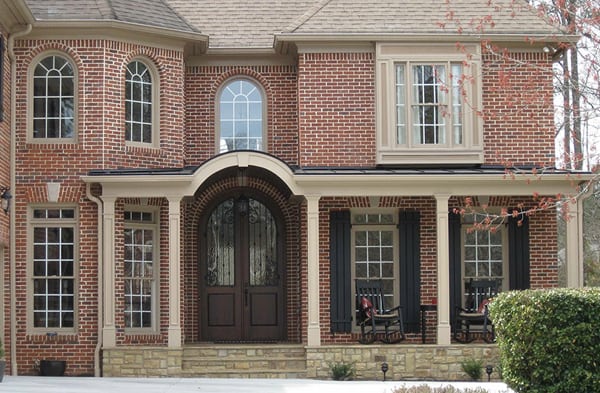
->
left=329, top=211, right=352, bottom=333
left=508, top=214, right=530, bottom=290
left=399, top=211, right=420, bottom=333
left=449, top=211, right=462, bottom=324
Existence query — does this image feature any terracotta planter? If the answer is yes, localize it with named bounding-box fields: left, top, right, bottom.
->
left=39, top=360, right=66, bottom=376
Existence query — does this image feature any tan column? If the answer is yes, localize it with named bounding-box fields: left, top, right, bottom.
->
left=306, top=195, right=321, bottom=346
left=566, top=198, right=584, bottom=287
left=435, top=194, right=451, bottom=345
left=100, top=196, right=117, bottom=348
left=167, top=197, right=182, bottom=347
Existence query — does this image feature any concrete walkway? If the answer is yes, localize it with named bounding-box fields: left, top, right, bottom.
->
left=2, top=376, right=514, bottom=393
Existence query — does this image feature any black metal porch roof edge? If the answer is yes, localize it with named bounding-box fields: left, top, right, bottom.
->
left=87, top=164, right=584, bottom=177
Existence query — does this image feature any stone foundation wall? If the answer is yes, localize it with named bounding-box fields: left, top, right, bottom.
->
left=103, top=348, right=183, bottom=377
left=103, top=344, right=500, bottom=381
left=306, top=345, right=500, bottom=381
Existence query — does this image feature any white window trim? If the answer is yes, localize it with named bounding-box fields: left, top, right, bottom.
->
left=123, top=206, right=160, bottom=334
left=27, top=51, right=78, bottom=144
left=460, top=219, right=509, bottom=306
left=124, top=57, right=160, bottom=149
left=376, top=42, right=483, bottom=165
left=350, top=209, right=399, bottom=332
left=27, top=205, right=79, bottom=335
left=215, top=76, right=267, bottom=154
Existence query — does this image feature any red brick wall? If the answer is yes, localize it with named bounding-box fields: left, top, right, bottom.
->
left=185, top=65, right=298, bottom=165
left=482, top=50, right=555, bottom=166
left=298, top=52, right=376, bottom=167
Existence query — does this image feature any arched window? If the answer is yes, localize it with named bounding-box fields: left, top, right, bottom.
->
left=125, top=60, right=154, bottom=144
left=33, top=55, right=75, bottom=139
left=218, top=79, right=265, bottom=152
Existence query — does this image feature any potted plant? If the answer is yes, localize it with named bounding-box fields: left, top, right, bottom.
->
left=0, top=337, right=6, bottom=382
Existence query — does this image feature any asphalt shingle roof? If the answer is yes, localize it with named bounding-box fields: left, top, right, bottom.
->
left=25, top=0, right=559, bottom=48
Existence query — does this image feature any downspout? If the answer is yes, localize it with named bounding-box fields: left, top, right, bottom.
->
left=86, top=183, right=103, bottom=377
left=7, top=22, right=32, bottom=376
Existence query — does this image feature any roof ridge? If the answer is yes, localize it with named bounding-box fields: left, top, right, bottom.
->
left=282, top=0, right=332, bottom=33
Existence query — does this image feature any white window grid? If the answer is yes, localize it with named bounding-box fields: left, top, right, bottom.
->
left=125, top=61, right=153, bottom=144
left=33, top=55, right=74, bottom=139
left=124, top=212, right=156, bottom=329
left=32, top=208, right=76, bottom=329
left=219, top=79, right=263, bottom=152
left=395, top=62, right=463, bottom=147
left=463, top=228, right=504, bottom=281
left=354, top=228, right=395, bottom=309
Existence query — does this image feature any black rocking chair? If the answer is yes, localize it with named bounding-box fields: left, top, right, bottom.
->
left=355, top=279, right=405, bottom=344
left=454, top=278, right=498, bottom=343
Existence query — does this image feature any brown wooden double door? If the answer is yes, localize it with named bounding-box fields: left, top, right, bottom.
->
left=200, top=195, right=285, bottom=342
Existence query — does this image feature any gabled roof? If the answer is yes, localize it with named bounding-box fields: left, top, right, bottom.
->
left=22, top=0, right=563, bottom=49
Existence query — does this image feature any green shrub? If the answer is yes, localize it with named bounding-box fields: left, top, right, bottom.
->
left=0, top=338, right=4, bottom=359
left=489, top=287, right=600, bottom=393
left=391, top=385, right=489, bottom=393
left=460, top=358, right=483, bottom=381
left=329, top=361, right=355, bottom=381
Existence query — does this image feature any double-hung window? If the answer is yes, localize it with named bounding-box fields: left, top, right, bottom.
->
left=32, top=54, right=76, bottom=141
left=462, top=215, right=507, bottom=305
left=31, top=207, right=77, bottom=331
left=124, top=210, right=158, bottom=330
left=352, top=212, right=399, bottom=324
left=377, top=43, right=483, bottom=165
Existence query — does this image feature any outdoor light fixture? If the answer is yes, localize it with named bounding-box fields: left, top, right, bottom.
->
left=381, top=362, right=389, bottom=381
left=0, top=186, right=11, bottom=214
left=485, top=365, right=493, bottom=382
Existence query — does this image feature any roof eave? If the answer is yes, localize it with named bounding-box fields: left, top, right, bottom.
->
left=0, top=0, right=35, bottom=32
left=32, top=19, right=208, bottom=44
left=274, top=32, right=580, bottom=52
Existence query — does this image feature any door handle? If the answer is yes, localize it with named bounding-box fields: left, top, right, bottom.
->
left=244, top=283, right=249, bottom=307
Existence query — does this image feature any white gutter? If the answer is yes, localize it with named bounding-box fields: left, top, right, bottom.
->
left=8, top=22, right=32, bottom=376
left=85, top=184, right=103, bottom=377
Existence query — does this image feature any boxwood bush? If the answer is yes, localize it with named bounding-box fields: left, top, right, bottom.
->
left=488, top=287, right=600, bottom=393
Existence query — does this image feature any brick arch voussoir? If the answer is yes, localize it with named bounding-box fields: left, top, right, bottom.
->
left=25, top=43, right=84, bottom=75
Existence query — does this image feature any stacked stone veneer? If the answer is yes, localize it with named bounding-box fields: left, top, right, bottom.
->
left=103, top=344, right=500, bottom=381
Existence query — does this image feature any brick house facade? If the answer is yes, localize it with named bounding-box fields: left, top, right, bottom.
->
left=0, top=0, right=587, bottom=380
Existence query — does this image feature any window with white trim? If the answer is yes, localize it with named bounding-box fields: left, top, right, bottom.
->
left=352, top=212, right=399, bottom=318
left=31, top=207, right=77, bottom=329
left=125, top=60, right=156, bottom=145
left=462, top=215, right=507, bottom=304
left=124, top=210, right=158, bottom=329
left=32, top=55, right=75, bottom=139
left=376, top=43, right=483, bottom=165
left=217, top=78, right=265, bottom=152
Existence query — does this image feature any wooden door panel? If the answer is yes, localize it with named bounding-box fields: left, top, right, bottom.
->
left=249, top=292, right=278, bottom=326
left=207, top=293, right=236, bottom=326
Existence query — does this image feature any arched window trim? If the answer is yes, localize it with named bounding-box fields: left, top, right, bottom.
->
left=125, top=57, right=160, bottom=148
left=27, top=51, right=78, bottom=143
left=215, top=76, right=267, bottom=153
